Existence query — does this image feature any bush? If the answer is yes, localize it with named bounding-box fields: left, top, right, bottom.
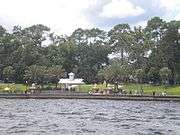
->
left=159, top=67, right=172, bottom=84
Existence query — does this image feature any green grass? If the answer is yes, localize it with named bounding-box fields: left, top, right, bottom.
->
left=123, top=83, right=180, bottom=95
left=79, top=83, right=180, bottom=95
left=0, top=83, right=27, bottom=93
left=79, top=84, right=93, bottom=92
left=79, top=84, right=110, bottom=92
left=0, top=83, right=179, bottom=95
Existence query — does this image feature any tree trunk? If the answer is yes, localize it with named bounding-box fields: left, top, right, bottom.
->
left=121, top=49, right=124, bottom=64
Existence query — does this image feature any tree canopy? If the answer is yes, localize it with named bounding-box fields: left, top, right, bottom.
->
left=0, top=17, right=179, bottom=85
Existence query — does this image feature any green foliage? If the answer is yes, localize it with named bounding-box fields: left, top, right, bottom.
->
left=24, top=65, right=65, bottom=85
left=135, top=69, right=145, bottom=83
left=3, top=66, right=15, bottom=82
left=0, top=17, right=180, bottom=85
left=147, top=67, right=159, bottom=83
left=71, top=28, right=111, bottom=83
left=98, top=59, right=133, bottom=84
left=159, top=67, right=172, bottom=84
left=108, top=24, right=132, bottom=63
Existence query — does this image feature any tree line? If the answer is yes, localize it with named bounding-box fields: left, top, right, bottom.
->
left=0, top=17, right=179, bottom=85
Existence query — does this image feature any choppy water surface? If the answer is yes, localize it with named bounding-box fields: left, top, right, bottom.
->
left=0, top=99, right=180, bottom=135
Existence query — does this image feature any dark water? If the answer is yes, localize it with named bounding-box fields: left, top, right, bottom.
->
left=0, top=99, right=180, bottom=135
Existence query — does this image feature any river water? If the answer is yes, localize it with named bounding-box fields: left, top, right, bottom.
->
left=0, top=99, right=180, bottom=135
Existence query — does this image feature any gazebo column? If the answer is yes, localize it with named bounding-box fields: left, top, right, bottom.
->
left=77, top=85, right=80, bottom=92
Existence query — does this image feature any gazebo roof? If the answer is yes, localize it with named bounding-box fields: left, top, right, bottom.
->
left=68, top=72, right=74, bottom=76
left=59, top=78, right=84, bottom=84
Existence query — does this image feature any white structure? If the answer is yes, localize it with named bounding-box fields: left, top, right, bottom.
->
left=58, top=72, right=84, bottom=90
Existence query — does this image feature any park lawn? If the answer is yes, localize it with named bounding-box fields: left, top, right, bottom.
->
left=79, top=84, right=108, bottom=92
left=123, top=83, right=180, bottom=95
left=79, top=83, right=180, bottom=95
left=165, top=86, right=180, bottom=95
left=0, top=83, right=27, bottom=93
left=79, top=84, right=92, bottom=92
left=0, top=83, right=179, bottom=95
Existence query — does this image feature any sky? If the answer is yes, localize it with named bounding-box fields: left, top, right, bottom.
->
left=0, top=0, right=180, bottom=35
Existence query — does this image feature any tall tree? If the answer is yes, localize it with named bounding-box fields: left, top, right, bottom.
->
left=161, top=21, right=180, bottom=84
left=71, top=28, right=111, bottom=83
left=108, top=24, right=132, bottom=63
left=129, top=26, right=151, bottom=69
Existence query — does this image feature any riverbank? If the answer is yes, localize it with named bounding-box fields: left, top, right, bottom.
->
left=80, top=84, right=180, bottom=95
left=0, top=83, right=180, bottom=95
left=0, top=93, right=180, bottom=101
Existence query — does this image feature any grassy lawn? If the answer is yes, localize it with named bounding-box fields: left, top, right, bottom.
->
left=79, top=83, right=180, bottom=95
left=79, top=84, right=109, bottom=92
left=0, top=83, right=179, bottom=95
left=0, top=83, right=27, bottom=93
left=123, top=83, right=180, bottom=95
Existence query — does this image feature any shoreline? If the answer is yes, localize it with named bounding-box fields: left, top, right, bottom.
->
left=0, top=93, right=180, bottom=101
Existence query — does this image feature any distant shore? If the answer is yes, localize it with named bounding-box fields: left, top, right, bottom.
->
left=0, top=93, right=180, bottom=102
left=1, top=83, right=180, bottom=96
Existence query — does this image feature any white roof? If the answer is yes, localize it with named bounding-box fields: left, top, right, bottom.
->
left=68, top=72, right=74, bottom=76
left=58, top=78, right=84, bottom=84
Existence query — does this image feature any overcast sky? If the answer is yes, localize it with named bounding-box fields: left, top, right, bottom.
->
left=0, top=0, right=180, bottom=35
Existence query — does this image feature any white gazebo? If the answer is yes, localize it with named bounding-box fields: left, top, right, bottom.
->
left=58, top=72, right=84, bottom=91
